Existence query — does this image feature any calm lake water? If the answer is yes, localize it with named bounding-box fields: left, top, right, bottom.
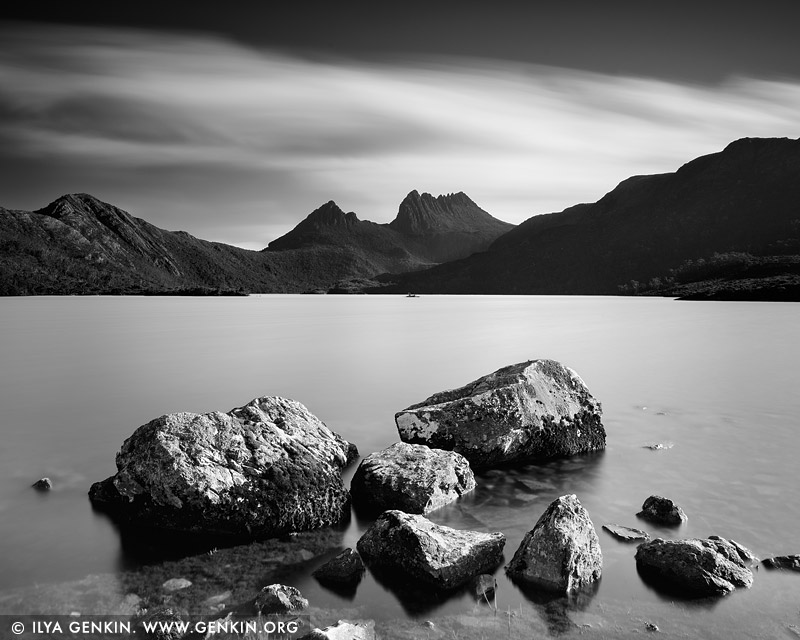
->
left=1, top=295, right=798, bottom=637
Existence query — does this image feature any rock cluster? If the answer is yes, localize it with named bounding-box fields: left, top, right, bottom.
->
left=89, top=396, right=357, bottom=538
left=395, top=360, right=605, bottom=468
left=350, top=442, right=475, bottom=514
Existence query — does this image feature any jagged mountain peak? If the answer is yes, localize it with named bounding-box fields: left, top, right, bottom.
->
left=304, top=200, right=361, bottom=226
left=390, top=190, right=509, bottom=236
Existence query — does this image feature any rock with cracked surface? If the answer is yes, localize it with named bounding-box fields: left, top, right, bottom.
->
left=356, top=510, right=505, bottom=590
left=395, top=360, right=605, bottom=468
left=350, top=442, right=475, bottom=514
left=88, top=396, right=357, bottom=537
left=635, top=537, right=754, bottom=597
left=506, top=494, right=602, bottom=593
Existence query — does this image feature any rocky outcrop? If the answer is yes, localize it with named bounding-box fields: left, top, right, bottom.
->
left=395, top=360, right=605, bottom=468
left=635, top=537, right=755, bottom=597
left=254, top=584, right=308, bottom=614
left=356, top=510, right=505, bottom=590
left=637, top=495, right=688, bottom=526
left=506, top=494, right=602, bottom=593
left=313, top=548, right=366, bottom=586
left=89, top=396, right=357, bottom=538
left=350, top=442, right=475, bottom=514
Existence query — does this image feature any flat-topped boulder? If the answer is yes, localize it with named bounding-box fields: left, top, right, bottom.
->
left=89, top=396, right=357, bottom=537
left=506, top=494, right=602, bottom=593
left=635, top=536, right=755, bottom=597
left=350, top=442, right=475, bottom=514
left=356, top=510, right=505, bottom=590
left=395, top=360, right=605, bottom=468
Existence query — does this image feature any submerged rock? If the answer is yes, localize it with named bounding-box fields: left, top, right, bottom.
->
left=350, top=442, right=475, bottom=514
left=637, top=495, right=687, bottom=526
left=356, top=510, right=505, bottom=590
left=602, top=523, right=650, bottom=542
left=395, top=360, right=605, bottom=468
left=254, top=584, right=308, bottom=614
left=506, top=494, right=602, bottom=593
left=89, top=396, right=357, bottom=538
left=763, top=555, right=800, bottom=571
left=471, top=574, right=497, bottom=600
left=635, top=537, right=754, bottom=597
left=312, top=548, right=366, bottom=586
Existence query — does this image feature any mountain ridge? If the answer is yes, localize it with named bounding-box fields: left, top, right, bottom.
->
left=373, top=137, right=800, bottom=297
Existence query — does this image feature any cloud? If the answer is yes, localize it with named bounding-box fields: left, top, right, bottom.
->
left=1, top=22, right=799, bottom=249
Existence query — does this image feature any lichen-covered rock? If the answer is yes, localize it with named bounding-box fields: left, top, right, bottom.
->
left=637, top=495, right=688, bottom=526
left=350, top=442, right=475, bottom=514
left=635, top=537, right=754, bottom=597
left=395, top=360, right=604, bottom=468
left=254, top=584, right=308, bottom=614
left=313, top=548, right=366, bottom=586
left=88, top=396, right=357, bottom=537
left=356, top=510, right=505, bottom=590
left=301, top=619, right=376, bottom=640
left=506, top=494, right=602, bottom=592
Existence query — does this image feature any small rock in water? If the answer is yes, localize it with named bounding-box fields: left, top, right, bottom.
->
left=471, top=574, right=497, bottom=600
left=32, top=477, right=52, bottom=491
left=645, top=621, right=660, bottom=632
left=635, top=536, right=753, bottom=597
left=254, top=584, right=308, bottom=614
left=161, top=578, right=191, bottom=592
left=643, top=443, right=673, bottom=451
left=602, top=523, right=650, bottom=542
left=637, top=495, right=687, bottom=526
left=313, top=548, right=366, bottom=586
left=762, top=555, right=800, bottom=571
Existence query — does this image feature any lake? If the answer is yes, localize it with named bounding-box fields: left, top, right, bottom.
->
left=0, top=295, right=798, bottom=638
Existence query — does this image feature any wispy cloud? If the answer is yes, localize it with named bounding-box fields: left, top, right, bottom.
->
left=1, top=22, right=799, bottom=249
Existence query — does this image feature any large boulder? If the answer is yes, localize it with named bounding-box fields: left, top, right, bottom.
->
left=356, top=510, right=505, bottom=590
left=350, top=442, right=475, bottom=514
left=89, top=396, right=357, bottom=537
left=506, top=494, right=602, bottom=593
left=395, top=360, right=604, bottom=468
left=635, top=537, right=755, bottom=597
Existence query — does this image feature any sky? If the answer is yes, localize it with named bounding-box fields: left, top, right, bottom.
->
left=2, top=1, right=800, bottom=249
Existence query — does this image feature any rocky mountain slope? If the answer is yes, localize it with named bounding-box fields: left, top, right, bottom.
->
left=0, top=191, right=512, bottom=295
left=374, top=137, right=800, bottom=297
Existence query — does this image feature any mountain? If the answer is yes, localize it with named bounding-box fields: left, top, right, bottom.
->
left=373, top=137, right=800, bottom=296
left=0, top=191, right=512, bottom=295
left=265, top=191, right=514, bottom=272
